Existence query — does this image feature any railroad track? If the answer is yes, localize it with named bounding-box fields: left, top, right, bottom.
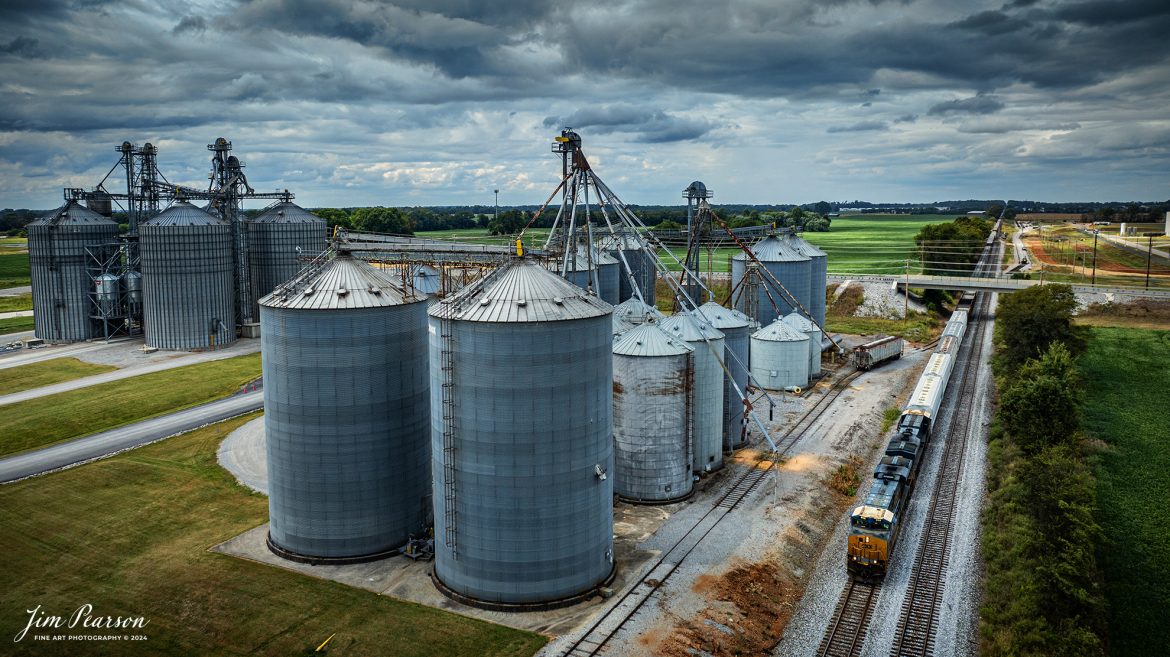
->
left=818, top=579, right=882, bottom=657
left=560, top=367, right=860, bottom=656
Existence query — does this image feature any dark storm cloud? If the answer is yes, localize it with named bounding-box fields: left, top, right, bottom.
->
left=827, top=120, right=888, bottom=133
left=172, top=15, right=207, bottom=35
left=0, top=36, right=42, bottom=57
left=928, top=95, right=1005, bottom=116
left=543, top=106, right=716, bottom=143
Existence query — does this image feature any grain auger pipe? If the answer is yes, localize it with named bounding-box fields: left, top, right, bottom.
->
left=708, top=212, right=845, bottom=355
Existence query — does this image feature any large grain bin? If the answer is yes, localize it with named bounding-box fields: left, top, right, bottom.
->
left=730, top=234, right=810, bottom=327
left=783, top=311, right=822, bottom=377
left=605, top=232, right=657, bottom=304
left=27, top=201, right=119, bottom=342
left=784, top=233, right=827, bottom=333
left=411, top=264, right=441, bottom=299
left=430, top=257, right=614, bottom=608
left=659, top=313, right=725, bottom=473
left=697, top=301, right=752, bottom=450
left=261, top=252, right=430, bottom=562
left=612, top=321, right=695, bottom=503
left=612, top=297, right=665, bottom=334
left=750, top=318, right=810, bottom=391
left=561, top=247, right=618, bottom=304
left=139, top=201, right=235, bottom=350
left=247, top=201, right=327, bottom=319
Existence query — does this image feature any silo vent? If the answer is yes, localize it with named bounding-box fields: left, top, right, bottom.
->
left=517, top=299, right=527, bottom=307
left=337, top=287, right=349, bottom=297
left=479, top=298, right=490, bottom=306
left=303, top=287, right=315, bottom=296
left=368, top=285, right=381, bottom=295
left=553, top=296, right=564, bottom=305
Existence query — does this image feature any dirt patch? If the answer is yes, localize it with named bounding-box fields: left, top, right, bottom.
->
left=660, top=561, right=799, bottom=656
left=829, top=284, right=865, bottom=316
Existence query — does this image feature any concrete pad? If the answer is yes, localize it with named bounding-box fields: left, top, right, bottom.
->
left=216, top=416, right=268, bottom=494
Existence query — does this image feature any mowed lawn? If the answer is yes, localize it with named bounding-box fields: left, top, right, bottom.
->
left=1080, top=327, right=1170, bottom=655
left=0, top=352, right=262, bottom=457
left=0, top=251, right=31, bottom=288
left=0, top=356, right=116, bottom=395
left=0, top=316, right=34, bottom=334
left=0, top=414, right=546, bottom=657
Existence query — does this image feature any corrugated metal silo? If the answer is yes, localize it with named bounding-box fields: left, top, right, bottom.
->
left=750, top=318, right=810, bottom=391
left=261, top=252, right=430, bottom=562
left=411, top=264, right=441, bottom=300
left=697, top=301, right=752, bottom=451
left=606, top=232, right=657, bottom=304
left=784, top=233, right=827, bottom=334
left=139, top=201, right=235, bottom=350
left=782, top=311, right=821, bottom=377
left=27, top=201, right=119, bottom=342
left=430, top=257, right=615, bottom=608
left=730, top=234, right=810, bottom=327
left=612, top=297, right=665, bottom=334
left=247, top=201, right=327, bottom=319
left=560, top=247, right=618, bottom=304
left=660, top=313, right=725, bottom=473
left=612, top=321, right=695, bottom=503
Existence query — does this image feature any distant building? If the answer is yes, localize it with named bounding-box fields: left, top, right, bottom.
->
left=967, top=210, right=987, bottom=216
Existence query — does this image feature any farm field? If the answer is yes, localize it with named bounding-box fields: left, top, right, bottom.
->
left=416, top=227, right=551, bottom=247
left=0, top=352, right=261, bottom=457
left=1080, top=327, right=1170, bottom=656
left=0, top=413, right=546, bottom=657
left=1023, top=225, right=1170, bottom=289
left=0, top=316, right=34, bottom=334
left=0, top=356, right=116, bottom=395
left=0, top=251, right=31, bottom=288
left=0, top=292, right=32, bottom=312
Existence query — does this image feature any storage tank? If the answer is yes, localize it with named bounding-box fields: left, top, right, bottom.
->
left=261, top=252, right=430, bottom=562
left=782, top=311, right=821, bottom=377
left=612, top=297, right=665, bottom=334
left=784, top=233, right=827, bottom=335
left=659, top=313, right=725, bottom=473
left=411, top=264, right=441, bottom=300
left=27, top=201, right=120, bottom=342
left=247, top=201, right=327, bottom=319
left=750, top=318, right=810, bottom=391
left=730, top=234, right=810, bottom=327
left=139, top=201, right=235, bottom=350
left=560, top=247, right=618, bottom=304
left=612, top=321, right=695, bottom=503
left=122, top=270, right=143, bottom=318
left=93, top=272, right=120, bottom=316
left=606, top=232, right=657, bottom=304
left=430, top=257, right=614, bottom=608
left=697, top=301, right=752, bottom=451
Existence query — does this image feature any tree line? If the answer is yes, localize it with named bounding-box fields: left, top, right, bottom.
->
left=981, top=284, right=1105, bottom=656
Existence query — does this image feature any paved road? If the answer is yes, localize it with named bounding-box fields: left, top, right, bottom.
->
left=0, top=285, right=31, bottom=296
left=0, top=310, right=33, bottom=319
left=0, top=339, right=132, bottom=370
left=0, top=341, right=262, bottom=406
left=0, top=390, right=263, bottom=483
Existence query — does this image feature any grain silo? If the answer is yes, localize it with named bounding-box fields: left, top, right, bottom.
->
left=660, top=313, right=725, bottom=473
left=612, top=321, right=694, bottom=503
left=139, top=201, right=235, bottom=350
left=730, top=234, right=810, bottom=327
left=562, top=247, right=619, bottom=304
left=247, top=201, right=327, bottom=319
left=261, top=252, right=430, bottom=563
left=411, top=264, right=441, bottom=300
left=430, top=257, right=615, bottom=608
left=750, top=318, right=810, bottom=391
left=612, top=297, right=665, bottom=334
left=784, top=233, right=827, bottom=334
left=783, top=311, right=822, bottom=378
left=697, top=301, right=752, bottom=451
left=27, top=201, right=119, bottom=342
left=605, top=232, right=657, bottom=304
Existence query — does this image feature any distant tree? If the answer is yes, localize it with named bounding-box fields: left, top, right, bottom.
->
left=804, top=216, right=831, bottom=232
left=814, top=201, right=832, bottom=216
left=999, top=343, right=1082, bottom=453
left=486, top=209, right=528, bottom=235
left=655, top=219, right=685, bottom=231
left=312, top=208, right=352, bottom=230
left=914, top=216, right=992, bottom=276
left=994, top=284, right=1085, bottom=370
left=350, top=206, right=413, bottom=234
left=789, top=206, right=805, bottom=222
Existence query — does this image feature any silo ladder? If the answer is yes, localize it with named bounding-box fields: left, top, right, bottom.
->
left=439, top=312, right=459, bottom=558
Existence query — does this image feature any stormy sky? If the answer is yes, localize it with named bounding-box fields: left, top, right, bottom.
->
left=1, top=0, right=1168, bottom=209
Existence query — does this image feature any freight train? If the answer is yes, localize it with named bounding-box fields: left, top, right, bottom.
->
left=846, top=304, right=970, bottom=579
left=852, top=335, right=904, bottom=371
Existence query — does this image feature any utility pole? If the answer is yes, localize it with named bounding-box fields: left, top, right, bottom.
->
left=493, top=189, right=499, bottom=226
left=904, top=258, right=909, bottom=321
left=1147, top=235, right=1153, bottom=290
left=1091, top=230, right=1099, bottom=285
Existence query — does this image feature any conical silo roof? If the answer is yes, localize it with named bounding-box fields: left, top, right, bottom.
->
left=29, top=200, right=118, bottom=227
left=782, top=311, right=816, bottom=332
left=435, top=256, right=612, bottom=323
left=144, top=201, right=225, bottom=226
left=251, top=201, right=324, bottom=224
left=783, top=232, right=826, bottom=257
left=259, top=252, right=420, bottom=310
left=614, top=298, right=664, bottom=324
left=732, top=234, right=808, bottom=262
left=696, top=301, right=750, bottom=330
left=612, top=321, right=693, bottom=357
left=659, top=312, right=724, bottom=342
left=753, top=317, right=809, bottom=342
left=564, top=246, right=617, bottom=272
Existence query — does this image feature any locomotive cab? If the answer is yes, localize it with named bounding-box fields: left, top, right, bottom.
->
left=847, top=479, right=906, bottom=579
left=897, top=412, right=931, bottom=443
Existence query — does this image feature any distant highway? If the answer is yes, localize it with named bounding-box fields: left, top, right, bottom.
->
left=0, top=389, right=262, bottom=483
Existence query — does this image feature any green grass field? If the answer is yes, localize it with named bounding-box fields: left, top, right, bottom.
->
left=0, top=357, right=117, bottom=395
left=1080, top=327, right=1170, bottom=655
left=0, top=292, right=33, bottom=312
left=0, top=251, right=31, bottom=288
left=416, top=227, right=552, bottom=247
left=0, top=413, right=546, bottom=657
left=0, top=316, right=34, bottom=334
left=0, top=352, right=262, bottom=457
